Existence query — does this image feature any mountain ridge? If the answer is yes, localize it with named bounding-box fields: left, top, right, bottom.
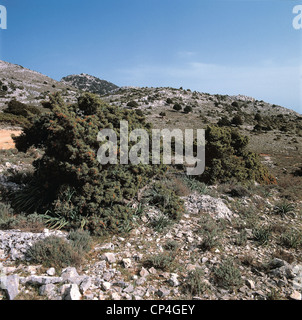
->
left=0, top=59, right=300, bottom=119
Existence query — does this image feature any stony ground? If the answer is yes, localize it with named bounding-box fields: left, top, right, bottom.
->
left=1, top=185, right=302, bottom=301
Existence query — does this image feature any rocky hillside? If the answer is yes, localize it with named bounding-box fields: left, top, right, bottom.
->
left=0, top=60, right=78, bottom=109
left=61, top=74, right=119, bottom=96
left=0, top=172, right=302, bottom=301
left=0, top=60, right=301, bottom=301
left=102, top=86, right=299, bottom=122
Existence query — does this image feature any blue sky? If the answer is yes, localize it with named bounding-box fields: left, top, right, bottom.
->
left=0, top=0, right=301, bottom=113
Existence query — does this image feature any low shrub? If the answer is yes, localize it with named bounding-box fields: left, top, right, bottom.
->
left=0, top=202, right=14, bottom=224
left=217, top=116, right=231, bottom=127
left=0, top=112, right=30, bottom=127
left=234, top=230, right=248, bottom=246
left=159, top=177, right=191, bottom=197
left=0, top=212, right=45, bottom=233
left=163, top=240, right=180, bottom=252
left=200, top=231, right=220, bottom=251
left=228, top=185, right=250, bottom=198
left=67, top=229, right=93, bottom=253
left=294, top=166, right=302, bottom=177
left=213, top=258, right=242, bottom=290
left=198, top=213, right=222, bottom=251
left=231, top=115, right=243, bottom=126
left=144, top=253, right=175, bottom=271
left=26, top=236, right=84, bottom=268
left=4, top=99, right=41, bottom=118
left=184, top=268, right=206, bottom=296
left=181, top=176, right=208, bottom=194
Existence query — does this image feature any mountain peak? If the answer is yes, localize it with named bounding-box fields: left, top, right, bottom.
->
left=61, top=73, right=119, bottom=96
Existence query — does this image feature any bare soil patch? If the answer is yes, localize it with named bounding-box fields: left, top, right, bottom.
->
left=0, top=129, right=22, bottom=150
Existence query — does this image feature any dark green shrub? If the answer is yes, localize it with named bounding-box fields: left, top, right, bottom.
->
left=254, top=112, right=262, bottom=122
left=4, top=99, right=41, bottom=118
left=166, top=98, right=173, bottom=104
left=160, top=177, right=191, bottom=197
left=173, top=104, right=182, bottom=111
left=231, top=101, right=239, bottom=108
left=198, top=213, right=221, bottom=251
left=231, top=115, right=243, bottom=126
left=229, top=185, right=250, bottom=198
left=135, top=109, right=144, bottom=117
left=126, top=100, right=139, bottom=108
left=217, top=116, right=231, bottom=127
left=0, top=112, right=30, bottom=127
left=13, top=93, right=166, bottom=235
left=199, top=125, right=276, bottom=185
left=184, top=105, right=193, bottom=114
left=294, top=166, right=302, bottom=177
left=198, top=213, right=221, bottom=234
left=26, top=236, right=84, bottom=268
left=200, top=231, right=220, bottom=251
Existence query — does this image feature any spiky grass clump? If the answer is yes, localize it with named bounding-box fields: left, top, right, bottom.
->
left=273, top=202, right=295, bottom=218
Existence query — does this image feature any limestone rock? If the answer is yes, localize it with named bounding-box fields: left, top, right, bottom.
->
left=0, top=275, right=19, bottom=300
left=63, top=284, right=82, bottom=300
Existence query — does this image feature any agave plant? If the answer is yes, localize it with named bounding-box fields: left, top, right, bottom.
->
left=273, top=202, right=295, bottom=218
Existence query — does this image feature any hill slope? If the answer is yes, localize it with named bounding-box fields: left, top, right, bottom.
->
left=0, top=60, right=78, bottom=109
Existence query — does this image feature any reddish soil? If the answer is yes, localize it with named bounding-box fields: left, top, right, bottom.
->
left=0, top=129, right=22, bottom=150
